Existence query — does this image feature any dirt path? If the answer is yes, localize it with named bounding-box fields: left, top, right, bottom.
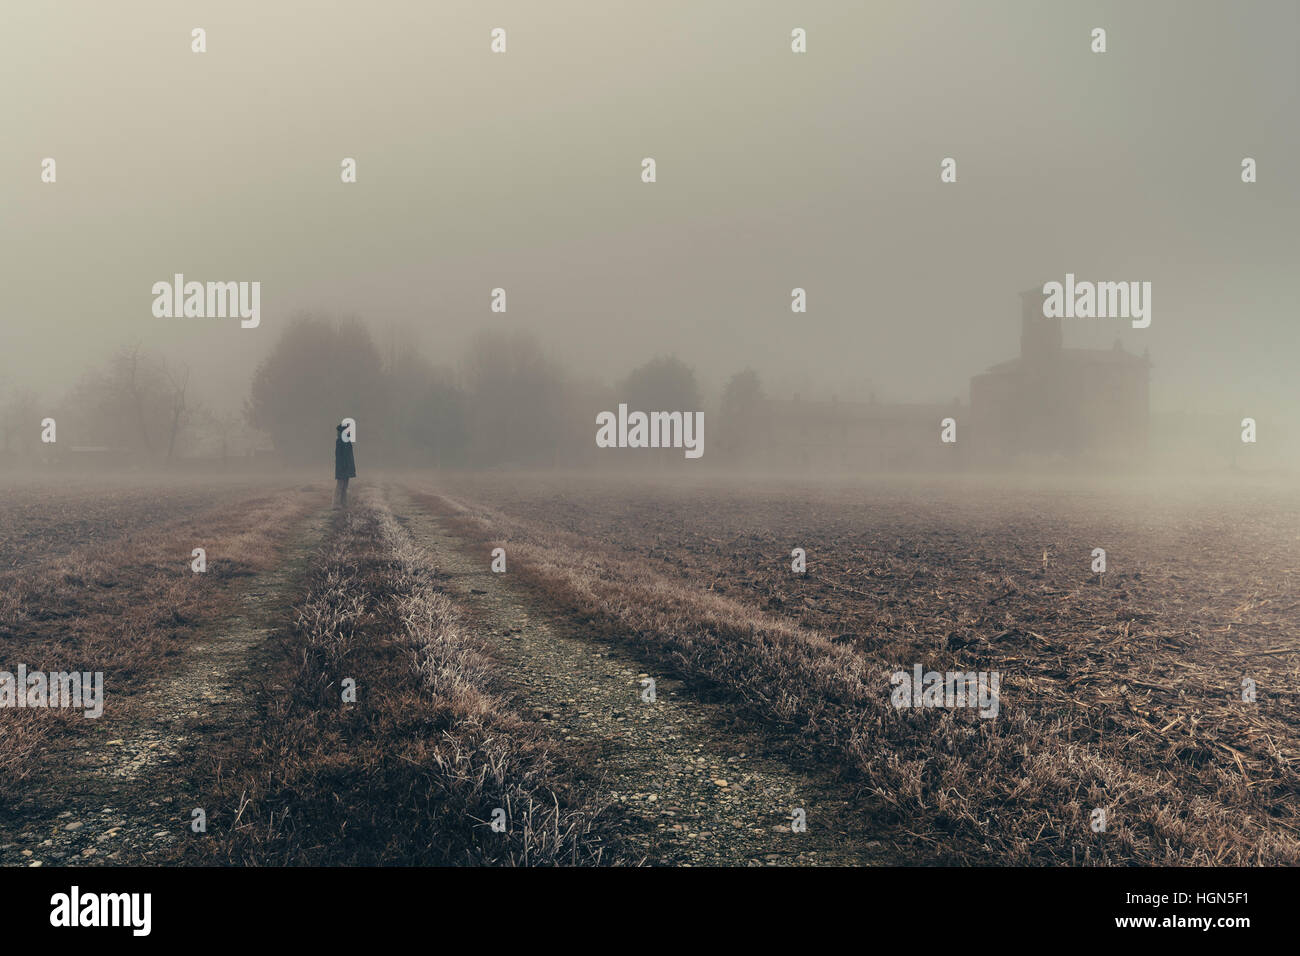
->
left=390, top=484, right=888, bottom=866
left=0, top=508, right=332, bottom=868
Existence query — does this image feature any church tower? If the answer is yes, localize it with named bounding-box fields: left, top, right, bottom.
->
left=1020, top=287, right=1062, bottom=364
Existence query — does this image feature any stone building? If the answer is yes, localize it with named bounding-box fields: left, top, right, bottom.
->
left=970, top=289, right=1150, bottom=464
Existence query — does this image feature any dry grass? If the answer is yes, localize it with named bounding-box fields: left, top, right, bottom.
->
left=186, top=490, right=625, bottom=865
left=413, top=478, right=1300, bottom=866
left=0, top=480, right=259, bottom=573
left=0, top=483, right=320, bottom=800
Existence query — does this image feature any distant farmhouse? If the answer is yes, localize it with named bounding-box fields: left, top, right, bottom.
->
left=970, top=289, right=1150, bottom=464
left=761, top=288, right=1149, bottom=471
left=766, top=395, right=962, bottom=471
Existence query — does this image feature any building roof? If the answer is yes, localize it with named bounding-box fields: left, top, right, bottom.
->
left=770, top=398, right=960, bottom=425
left=980, top=347, right=1150, bottom=376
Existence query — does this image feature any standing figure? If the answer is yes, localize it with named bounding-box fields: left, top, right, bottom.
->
left=334, top=422, right=356, bottom=508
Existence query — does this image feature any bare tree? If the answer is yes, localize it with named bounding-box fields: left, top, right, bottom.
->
left=248, top=314, right=388, bottom=463
left=120, top=344, right=154, bottom=453
left=163, top=363, right=193, bottom=462
left=205, top=408, right=243, bottom=460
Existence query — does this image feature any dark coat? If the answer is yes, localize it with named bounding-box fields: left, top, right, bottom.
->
left=335, top=429, right=356, bottom=479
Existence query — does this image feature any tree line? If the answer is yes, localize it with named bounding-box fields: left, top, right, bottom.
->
left=1, top=315, right=772, bottom=468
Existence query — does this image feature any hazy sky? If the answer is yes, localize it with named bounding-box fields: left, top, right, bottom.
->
left=2, top=0, right=1296, bottom=418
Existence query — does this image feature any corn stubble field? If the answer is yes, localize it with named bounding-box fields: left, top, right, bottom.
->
left=1, top=473, right=1296, bottom=866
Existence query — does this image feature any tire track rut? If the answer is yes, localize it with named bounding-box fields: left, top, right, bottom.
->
left=391, top=484, right=887, bottom=866
left=0, top=507, right=332, bottom=867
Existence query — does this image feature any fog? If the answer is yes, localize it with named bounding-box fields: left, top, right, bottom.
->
left=2, top=0, right=1296, bottom=473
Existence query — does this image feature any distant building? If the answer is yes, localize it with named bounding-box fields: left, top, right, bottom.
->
left=754, top=288, right=1149, bottom=472
left=970, top=289, right=1150, bottom=464
left=766, top=394, right=962, bottom=471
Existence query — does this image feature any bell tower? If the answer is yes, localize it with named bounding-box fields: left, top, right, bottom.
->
left=1020, top=287, right=1062, bottom=364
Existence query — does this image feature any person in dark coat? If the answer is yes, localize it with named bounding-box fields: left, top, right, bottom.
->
left=334, top=422, right=356, bottom=508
